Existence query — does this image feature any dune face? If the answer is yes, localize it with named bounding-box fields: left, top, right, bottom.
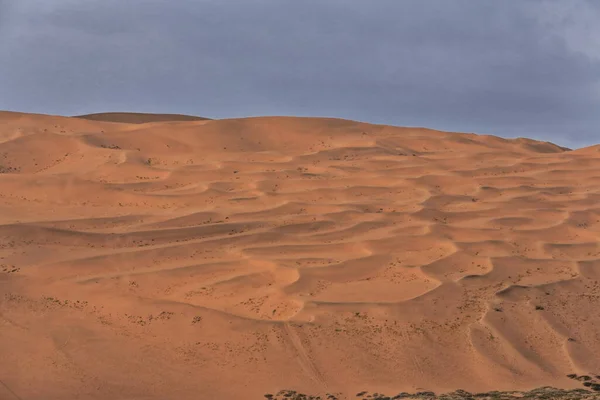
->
left=1, top=110, right=600, bottom=399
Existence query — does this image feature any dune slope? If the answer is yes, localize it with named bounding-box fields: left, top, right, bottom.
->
left=1, top=111, right=599, bottom=399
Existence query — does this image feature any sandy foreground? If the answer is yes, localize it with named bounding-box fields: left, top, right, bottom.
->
left=1, top=111, right=599, bottom=399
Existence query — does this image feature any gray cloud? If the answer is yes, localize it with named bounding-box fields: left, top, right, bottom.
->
left=0, top=0, right=598, bottom=148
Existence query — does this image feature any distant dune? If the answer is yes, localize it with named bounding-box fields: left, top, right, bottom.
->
left=74, top=111, right=211, bottom=124
left=1, top=110, right=599, bottom=400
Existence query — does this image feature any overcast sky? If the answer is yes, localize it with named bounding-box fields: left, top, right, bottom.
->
left=0, top=1, right=599, bottom=148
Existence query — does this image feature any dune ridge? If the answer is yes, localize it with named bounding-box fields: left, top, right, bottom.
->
left=0, top=111, right=599, bottom=399
left=73, top=112, right=211, bottom=124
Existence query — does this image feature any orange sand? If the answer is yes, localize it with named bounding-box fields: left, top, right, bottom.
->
left=0, top=111, right=599, bottom=399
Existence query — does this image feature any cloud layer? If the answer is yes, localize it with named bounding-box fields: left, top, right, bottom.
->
left=1, top=0, right=598, bottom=147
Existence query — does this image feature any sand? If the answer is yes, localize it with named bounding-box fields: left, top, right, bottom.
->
left=0, top=110, right=599, bottom=400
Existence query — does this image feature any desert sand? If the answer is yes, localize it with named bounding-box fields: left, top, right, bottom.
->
left=1, top=110, right=599, bottom=399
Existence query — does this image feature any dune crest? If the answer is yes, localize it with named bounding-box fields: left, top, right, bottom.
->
left=74, top=111, right=211, bottom=124
left=1, top=111, right=599, bottom=399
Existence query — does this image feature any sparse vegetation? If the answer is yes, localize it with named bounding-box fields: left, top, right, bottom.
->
left=1, top=264, right=20, bottom=273
left=266, top=385, right=600, bottom=399
left=99, top=144, right=121, bottom=150
left=0, top=165, right=20, bottom=173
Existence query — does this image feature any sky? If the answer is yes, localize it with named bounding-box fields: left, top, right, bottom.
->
left=0, top=0, right=599, bottom=149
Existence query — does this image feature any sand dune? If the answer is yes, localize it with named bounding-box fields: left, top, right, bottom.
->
left=1, top=111, right=599, bottom=399
left=74, top=112, right=211, bottom=124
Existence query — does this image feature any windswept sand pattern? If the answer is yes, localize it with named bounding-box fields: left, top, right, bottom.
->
left=1, top=111, right=600, bottom=399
